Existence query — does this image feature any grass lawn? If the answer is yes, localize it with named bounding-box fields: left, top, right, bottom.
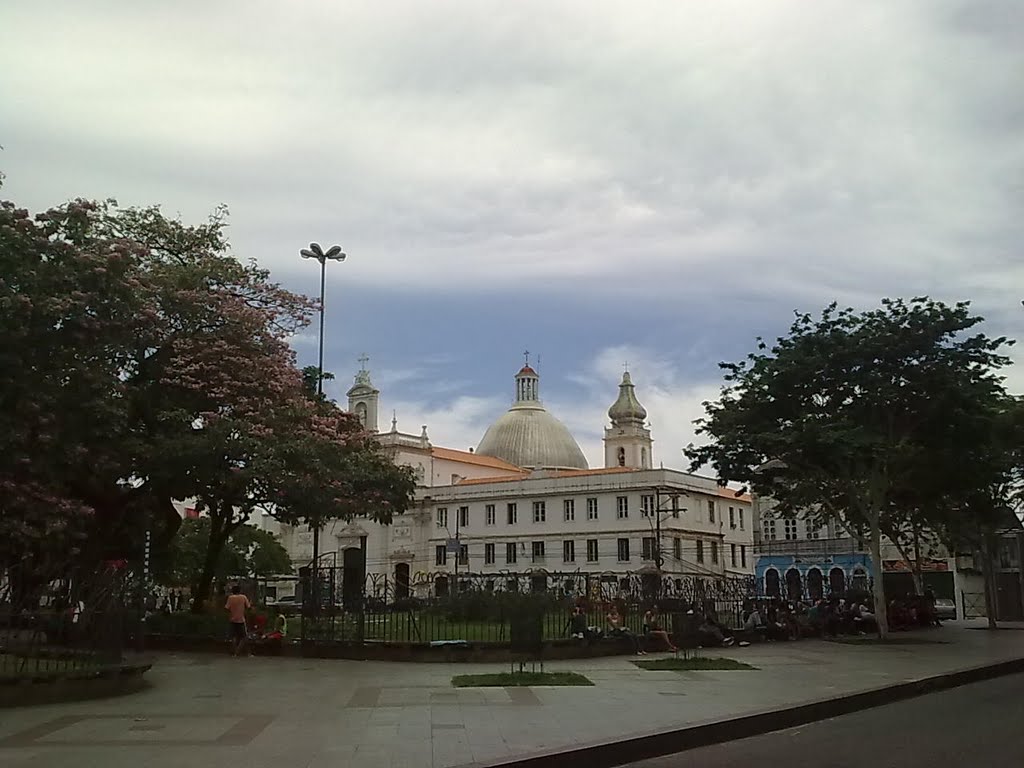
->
left=633, top=657, right=757, bottom=671
left=452, top=671, right=594, bottom=687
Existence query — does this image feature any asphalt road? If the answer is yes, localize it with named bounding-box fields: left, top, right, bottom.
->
left=628, top=672, right=1024, bottom=768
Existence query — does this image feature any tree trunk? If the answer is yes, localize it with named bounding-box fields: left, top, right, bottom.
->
left=190, top=516, right=230, bottom=614
left=911, top=528, right=924, bottom=595
left=981, top=532, right=998, bottom=630
left=869, top=514, right=889, bottom=638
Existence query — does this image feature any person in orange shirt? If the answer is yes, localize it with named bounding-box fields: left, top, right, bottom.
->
left=225, top=584, right=252, bottom=656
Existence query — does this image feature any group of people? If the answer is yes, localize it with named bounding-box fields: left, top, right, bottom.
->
left=569, top=603, right=743, bottom=654
left=224, top=585, right=288, bottom=657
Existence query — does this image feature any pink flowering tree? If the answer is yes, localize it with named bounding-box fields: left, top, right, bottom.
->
left=1, top=193, right=416, bottom=601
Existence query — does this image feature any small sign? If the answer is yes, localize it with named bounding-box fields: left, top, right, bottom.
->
left=446, top=538, right=461, bottom=554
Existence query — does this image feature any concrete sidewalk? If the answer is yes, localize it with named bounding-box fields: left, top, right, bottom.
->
left=1, top=621, right=1022, bottom=768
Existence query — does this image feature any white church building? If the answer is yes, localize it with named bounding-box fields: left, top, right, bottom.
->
left=273, top=359, right=755, bottom=591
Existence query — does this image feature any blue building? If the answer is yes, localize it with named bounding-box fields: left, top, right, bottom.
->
left=755, top=541, right=872, bottom=601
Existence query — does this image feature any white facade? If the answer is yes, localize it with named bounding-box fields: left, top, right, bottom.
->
left=273, top=361, right=755, bottom=583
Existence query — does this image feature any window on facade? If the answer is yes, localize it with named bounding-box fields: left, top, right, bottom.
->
left=641, top=495, right=655, bottom=517
left=729, top=507, right=735, bottom=528
left=806, top=525, right=821, bottom=540
left=696, top=540, right=704, bottom=563
left=616, top=496, right=629, bottom=519
left=672, top=495, right=681, bottom=518
left=673, top=537, right=682, bottom=560
left=711, top=541, right=719, bottom=564
left=435, top=545, right=447, bottom=566
left=485, top=504, right=495, bottom=526
left=563, top=540, right=575, bottom=563
left=484, top=543, right=495, bottom=565
left=507, top=503, right=517, bottom=525
left=731, top=543, right=737, bottom=567
left=642, top=537, right=656, bottom=561
left=641, top=447, right=647, bottom=467
left=764, top=519, right=777, bottom=541
left=587, top=539, right=599, bottom=562
left=458, top=506, right=469, bottom=528
left=506, top=542, right=517, bottom=564
left=741, top=545, right=747, bottom=568
left=563, top=499, right=575, bottom=522
left=458, top=544, right=468, bottom=566
left=784, top=519, right=798, bottom=540
left=707, top=499, right=716, bottom=523
left=617, top=538, right=630, bottom=561
left=533, top=501, right=546, bottom=523
left=739, top=509, right=745, bottom=530
left=617, top=446, right=626, bottom=467
left=532, top=541, right=545, bottom=562
left=586, top=497, right=598, bottom=520
left=436, top=508, right=448, bottom=529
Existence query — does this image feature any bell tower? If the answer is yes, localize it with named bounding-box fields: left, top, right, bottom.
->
left=346, top=353, right=380, bottom=432
left=603, top=369, right=653, bottom=469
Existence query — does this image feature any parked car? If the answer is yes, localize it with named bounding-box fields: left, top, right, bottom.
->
left=934, top=597, right=957, bottom=621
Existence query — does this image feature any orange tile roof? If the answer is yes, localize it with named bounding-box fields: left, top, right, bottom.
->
left=717, top=487, right=752, bottom=503
left=430, top=446, right=525, bottom=473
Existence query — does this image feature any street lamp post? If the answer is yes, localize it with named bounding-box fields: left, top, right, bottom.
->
left=299, top=242, right=346, bottom=609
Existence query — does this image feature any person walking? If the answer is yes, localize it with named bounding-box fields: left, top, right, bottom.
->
left=225, top=585, right=252, bottom=657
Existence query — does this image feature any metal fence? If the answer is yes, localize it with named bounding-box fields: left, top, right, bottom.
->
left=0, top=558, right=133, bottom=678
left=287, top=568, right=756, bottom=644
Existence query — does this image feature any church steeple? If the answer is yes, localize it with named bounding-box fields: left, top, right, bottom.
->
left=604, top=368, right=653, bottom=469
left=346, top=353, right=380, bottom=432
left=608, top=370, right=648, bottom=426
left=514, top=351, right=540, bottom=404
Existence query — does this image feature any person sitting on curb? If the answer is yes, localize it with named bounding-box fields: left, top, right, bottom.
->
left=643, top=605, right=678, bottom=653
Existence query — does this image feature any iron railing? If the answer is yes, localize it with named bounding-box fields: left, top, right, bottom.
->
left=1, top=559, right=133, bottom=679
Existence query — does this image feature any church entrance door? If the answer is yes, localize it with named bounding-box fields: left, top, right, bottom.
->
left=394, top=562, right=410, bottom=600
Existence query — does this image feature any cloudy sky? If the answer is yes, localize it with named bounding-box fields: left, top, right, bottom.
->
left=3, top=0, right=1022, bottom=468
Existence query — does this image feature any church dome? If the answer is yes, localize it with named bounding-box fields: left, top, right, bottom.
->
left=476, top=363, right=589, bottom=471
left=608, top=370, right=647, bottom=425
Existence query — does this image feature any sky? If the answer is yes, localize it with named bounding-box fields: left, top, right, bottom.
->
left=2, top=0, right=1023, bottom=469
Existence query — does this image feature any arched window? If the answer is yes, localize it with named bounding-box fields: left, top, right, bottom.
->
left=765, top=568, right=781, bottom=597
left=355, top=402, right=368, bottom=426
left=806, top=568, right=824, bottom=600
left=617, top=447, right=626, bottom=467
left=785, top=568, right=802, bottom=600
left=641, top=447, right=648, bottom=467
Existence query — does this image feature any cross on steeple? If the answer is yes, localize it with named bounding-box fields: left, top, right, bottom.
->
left=358, top=352, right=369, bottom=371
left=623, top=360, right=629, bottom=373
left=523, top=349, right=530, bottom=367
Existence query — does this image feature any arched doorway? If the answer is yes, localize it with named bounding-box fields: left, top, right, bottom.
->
left=806, top=568, right=824, bottom=601
left=850, top=567, right=869, bottom=594
left=434, top=575, right=450, bottom=597
left=394, top=562, right=410, bottom=600
left=765, top=568, right=781, bottom=598
left=829, top=567, right=846, bottom=596
left=785, top=568, right=802, bottom=601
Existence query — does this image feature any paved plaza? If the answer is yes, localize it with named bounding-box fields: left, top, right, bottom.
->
left=1, top=621, right=1023, bottom=768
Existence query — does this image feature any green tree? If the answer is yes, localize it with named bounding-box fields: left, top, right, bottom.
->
left=686, top=298, right=1013, bottom=637
left=159, top=517, right=291, bottom=590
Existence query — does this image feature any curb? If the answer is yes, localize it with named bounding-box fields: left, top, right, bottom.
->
left=472, top=656, right=1024, bottom=768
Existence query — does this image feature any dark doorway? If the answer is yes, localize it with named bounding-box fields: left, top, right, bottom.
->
left=341, top=547, right=364, bottom=610
left=765, top=569, right=780, bottom=598
left=435, top=575, right=449, bottom=597
left=807, top=568, right=824, bottom=601
left=394, top=562, right=410, bottom=600
left=829, top=567, right=846, bottom=596
left=785, top=569, right=802, bottom=601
